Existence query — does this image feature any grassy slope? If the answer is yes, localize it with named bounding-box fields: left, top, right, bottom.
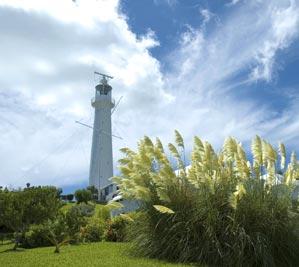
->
left=0, top=242, right=192, bottom=267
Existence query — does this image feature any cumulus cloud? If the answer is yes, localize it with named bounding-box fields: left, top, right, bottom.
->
left=0, top=0, right=298, bottom=189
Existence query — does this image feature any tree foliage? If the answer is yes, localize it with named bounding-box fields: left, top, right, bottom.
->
left=43, top=213, right=70, bottom=253
left=87, top=185, right=99, bottom=201
left=65, top=203, right=95, bottom=242
left=74, top=189, right=92, bottom=204
left=0, top=186, right=62, bottom=249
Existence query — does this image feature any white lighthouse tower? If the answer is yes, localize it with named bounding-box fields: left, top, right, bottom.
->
left=89, top=73, right=115, bottom=201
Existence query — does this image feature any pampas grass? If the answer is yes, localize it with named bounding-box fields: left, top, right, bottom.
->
left=114, top=132, right=299, bottom=266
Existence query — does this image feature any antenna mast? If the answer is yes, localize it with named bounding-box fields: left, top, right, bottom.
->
left=94, top=71, right=113, bottom=84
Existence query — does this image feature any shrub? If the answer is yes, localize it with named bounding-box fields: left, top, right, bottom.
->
left=22, top=224, right=51, bottom=248
left=0, top=186, right=62, bottom=250
left=65, top=203, right=95, bottom=242
left=22, top=204, right=96, bottom=249
left=0, top=232, right=13, bottom=244
left=114, top=132, right=299, bottom=266
left=80, top=218, right=106, bottom=242
left=104, top=216, right=130, bottom=242
left=97, top=205, right=111, bottom=221
left=43, top=214, right=71, bottom=253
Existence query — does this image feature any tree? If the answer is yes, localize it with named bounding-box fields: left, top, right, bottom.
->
left=87, top=185, right=98, bottom=201
left=60, top=195, right=67, bottom=201
left=57, top=188, right=63, bottom=198
left=74, top=189, right=92, bottom=204
left=66, top=194, right=74, bottom=202
left=65, top=203, right=95, bottom=242
left=0, top=186, right=62, bottom=250
left=44, top=214, right=70, bottom=253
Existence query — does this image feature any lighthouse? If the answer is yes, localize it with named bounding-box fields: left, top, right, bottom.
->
left=89, top=73, right=115, bottom=201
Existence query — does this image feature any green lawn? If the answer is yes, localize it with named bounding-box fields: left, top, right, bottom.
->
left=0, top=242, right=192, bottom=267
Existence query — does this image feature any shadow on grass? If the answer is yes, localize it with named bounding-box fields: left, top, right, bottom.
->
left=0, top=241, right=12, bottom=246
left=0, top=247, right=25, bottom=253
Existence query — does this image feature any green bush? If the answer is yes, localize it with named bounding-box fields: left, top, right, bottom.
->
left=97, top=205, right=111, bottom=221
left=22, top=224, right=51, bottom=248
left=81, top=218, right=106, bottom=242
left=43, top=214, right=71, bottom=253
left=65, top=203, right=95, bottom=243
left=0, top=186, right=62, bottom=250
left=21, top=204, right=97, bottom=249
left=0, top=232, right=13, bottom=244
left=104, top=216, right=130, bottom=242
left=114, top=132, right=299, bottom=266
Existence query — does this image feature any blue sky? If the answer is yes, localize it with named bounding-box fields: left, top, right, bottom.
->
left=0, top=0, right=298, bottom=193
left=121, top=0, right=230, bottom=61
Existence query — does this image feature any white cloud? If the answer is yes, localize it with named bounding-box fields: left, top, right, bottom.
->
left=250, top=0, right=299, bottom=81
left=171, top=1, right=299, bottom=87
left=0, top=0, right=298, bottom=189
left=0, top=0, right=119, bottom=26
left=199, top=9, right=215, bottom=25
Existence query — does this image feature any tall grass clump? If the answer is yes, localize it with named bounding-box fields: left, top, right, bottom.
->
left=113, top=132, right=299, bottom=266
